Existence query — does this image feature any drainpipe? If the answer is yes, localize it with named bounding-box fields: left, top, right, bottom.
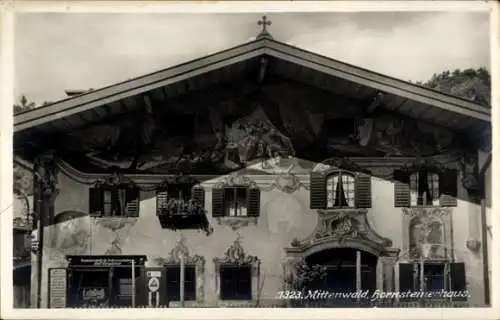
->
left=478, top=154, right=491, bottom=305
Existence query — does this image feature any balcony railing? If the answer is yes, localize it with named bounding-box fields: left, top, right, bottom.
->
left=157, top=199, right=212, bottom=235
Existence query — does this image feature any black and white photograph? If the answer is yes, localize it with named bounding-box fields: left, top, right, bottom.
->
left=3, top=1, right=497, bottom=317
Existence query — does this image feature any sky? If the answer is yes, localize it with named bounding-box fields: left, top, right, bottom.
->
left=14, top=11, right=490, bottom=105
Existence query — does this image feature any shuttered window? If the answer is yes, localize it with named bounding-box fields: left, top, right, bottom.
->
left=156, top=184, right=203, bottom=215
left=212, top=187, right=260, bottom=217
left=88, top=186, right=140, bottom=217
left=394, top=169, right=457, bottom=208
left=310, top=170, right=372, bottom=209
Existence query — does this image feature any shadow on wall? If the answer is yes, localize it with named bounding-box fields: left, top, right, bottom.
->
left=50, top=211, right=91, bottom=255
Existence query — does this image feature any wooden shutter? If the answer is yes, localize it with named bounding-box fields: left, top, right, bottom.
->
left=310, top=172, right=326, bottom=209
left=450, top=262, right=467, bottom=301
left=394, top=170, right=410, bottom=207
left=212, top=188, right=225, bottom=217
left=89, top=187, right=103, bottom=217
left=126, top=188, right=140, bottom=217
left=399, top=263, right=414, bottom=301
left=192, top=187, right=205, bottom=208
left=439, top=169, right=458, bottom=207
left=246, top=187, right=261, bottom=217
left=355, top=172, right=372, bottom=208
left=156, top=190, right=168, bottom=215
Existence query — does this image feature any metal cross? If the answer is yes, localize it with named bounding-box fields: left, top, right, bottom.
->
left=258, top=16, right=271, bottom=32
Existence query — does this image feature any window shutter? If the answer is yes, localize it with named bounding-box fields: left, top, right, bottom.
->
left=156, top=190, right=168, bottom=215
left=399, top=263, right=414, bottom=301
left=126, top=188, right=140, bottom=217
left=246, top=187, right=261, bottom=217
left=192, top=187, right=205, bottom=208
left=450, top=262, right=467, bottom=301
left=439, top=169, right=458, bottom=207
left=355, top=172, right=372, bottom=208
left=394, top=170, right=410, bottom=207
left=212, top=188, right=225, bottom=217
left=310, top=172, right=326, bottom=209
left=89, top=187, right=103, bottom=217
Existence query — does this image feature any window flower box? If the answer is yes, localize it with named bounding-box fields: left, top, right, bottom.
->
left=157, top=198, right=212, bottom=235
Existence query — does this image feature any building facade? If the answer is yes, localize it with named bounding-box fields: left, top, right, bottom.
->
left=13, top=28, right=491, bottom=308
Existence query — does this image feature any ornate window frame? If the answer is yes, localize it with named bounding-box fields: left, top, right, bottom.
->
left=213, top=235, right=261, bottom=305
left=90, top=170, right=140, bottom=230
left=152, top=236, right=206, bottom=305
left=212, top=173, right=260, bottom=230
left=401, top=207, right=452, bottom=262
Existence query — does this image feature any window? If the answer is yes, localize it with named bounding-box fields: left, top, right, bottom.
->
left=219, top=265, right=252, bottom=300
left=399, top=262, right=467, bottom=302
left=410, top=171, right=439, bottom=206
left=326, top=172, right=355, bottom=208
left=165, top=265, right=196, bottom=302
left=310, top=170, right=372, bottom=209
left=394, top=169, right=457, bottom=208
left=89, top=186, right=140, bottom=217
left=212, top=187, right=261, bottom=217
left=225, top=188, right=247, bottom=216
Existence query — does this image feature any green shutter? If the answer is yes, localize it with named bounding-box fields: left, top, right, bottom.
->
left=355, top=172, right=372, bottom=208
left=246, top=187, right=261, bottom=217
left=192, top=187, right=205, bottom=208
left=89, top=187, right=103, bottom=217
left=310, top=172, right=326, bottom=209
left=212, top=188, right=225, bottom=217
left=439, top=169, right=458, bottom=207
left=394, top=170, right=410, bottom=207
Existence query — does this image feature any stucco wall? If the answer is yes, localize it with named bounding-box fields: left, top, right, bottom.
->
left=35, top=162, right=487, bottom=307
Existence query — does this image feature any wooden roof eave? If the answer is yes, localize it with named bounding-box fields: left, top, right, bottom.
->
left=14, top=38, right=490, bottom=134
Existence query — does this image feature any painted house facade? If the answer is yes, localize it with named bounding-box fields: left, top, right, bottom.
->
left=13, top=27, right=491, bottom=308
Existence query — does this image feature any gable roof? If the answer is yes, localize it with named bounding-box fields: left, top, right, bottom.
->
left=14, top=37, right=490, bottom=138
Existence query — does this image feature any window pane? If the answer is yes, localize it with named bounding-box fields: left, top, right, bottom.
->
left=236, top=188, right=247, bottom=216
left=428, top=173, right=440, bottom=206
left=166, top=267, right=180, bottom=301
left=343, top=174, right=355, bottom=207
left=326, top=175, right=337, bottom=208
left=220, top=266, right=252, bottom=300
left=103, top=190, right=112, bottom=216
left=410, top=172, right=419, bottom=206
left=225, top=188, right=235, bottom=216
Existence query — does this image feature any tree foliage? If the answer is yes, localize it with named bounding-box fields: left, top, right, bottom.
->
left=415, top=67, right=491, bottom=107
left=13, top=95, right=36, bottom=114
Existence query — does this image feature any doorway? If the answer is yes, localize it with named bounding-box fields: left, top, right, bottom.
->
left=305, top=248, right=377, bottom=307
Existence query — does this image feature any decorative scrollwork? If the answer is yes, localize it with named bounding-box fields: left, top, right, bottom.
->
left=291, top=209, right=393, bottom=252
left=213, top=172, right=258, bottom=189
left=161, top=235, right=206, bottom=267
left=157, top=174, right=200, bottom=190
left=213, top=235, right=260, bottom=272
left=93, top=168, right=137, bottom=188
left=215, top=217, right=258, bottom=231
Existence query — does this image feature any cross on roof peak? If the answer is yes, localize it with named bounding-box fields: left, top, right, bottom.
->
left=256, top=15, right=273, bottom=40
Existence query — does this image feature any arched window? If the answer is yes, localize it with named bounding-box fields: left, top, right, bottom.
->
left=326, top=171, right=355, bottom=208
left=409, top=171, right=439, bottom=206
